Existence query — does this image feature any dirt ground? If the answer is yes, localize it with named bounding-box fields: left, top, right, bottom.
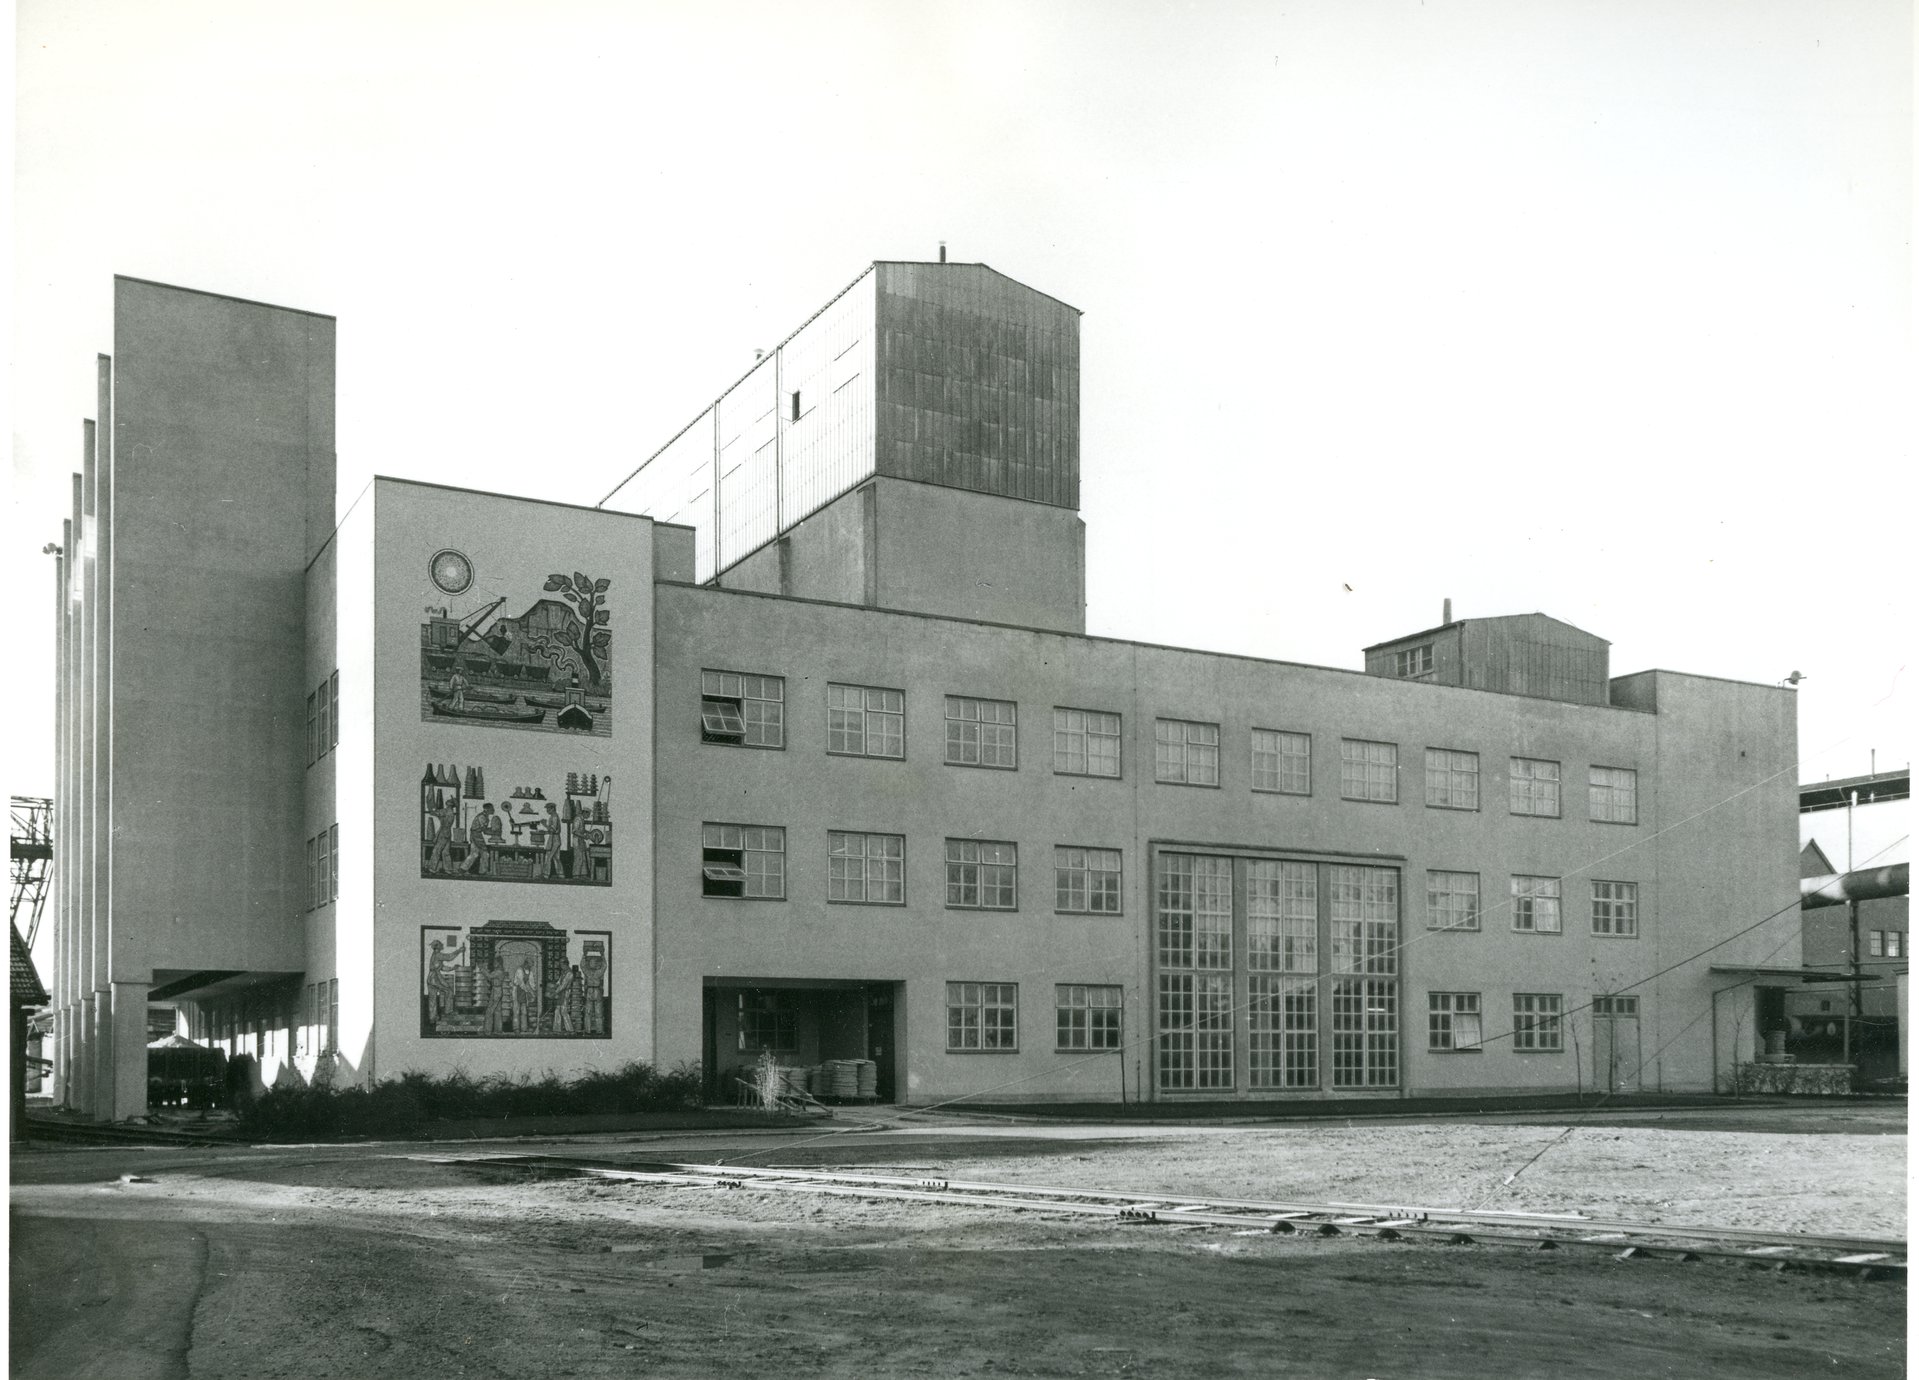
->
left=10, top=1105, right=1907, bottom=1379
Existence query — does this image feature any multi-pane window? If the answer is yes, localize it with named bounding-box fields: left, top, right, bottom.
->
left=1330, top=865, right=1398, bottom=1088
left=1511, top=876, right=1562, bottom=933
left=701, top=824, right=786, bottom=898
left=946, top=839, right=1018, bottom=909
left=701, top=670, right=785, bottom=748
left=1427, top=992, right=1482, bottom=1050
left=1054, top=847, right=1122, bottom=914
left=317, top=680, right=330, bottom=759
left=1513, top=993, right=1564, bottom=1051
left=1158, top=972, right=1232, bottom=1089
left=1509, top=757, right=1562, bottom=817
left=1332, top=979, right=1398, bottom=1087
left=1331, top=865, right=1398, bottom=977
left=945, top=695, right=1018, bottom=769
left=305, top=836, right=318, bottom=911
left=1589, top=766, right=1638, bottom=824
left=827, top=831, right=904, bottom=904
left=1249, top=976, right=1318, bottom=1088
left=1157, top=854, right=1233, bottom=969
left=1246, top=859, right=1316, bottom=973
left=1393, top=644, right=1434, bottom=677
left=1592, top=994, right=1639, bottom=1018
left=947, top=982, right=1017, bottom=1051
left=328, top=823, right=339, bottom=901
left=827, top=683, right=904, bottom=758
left=1154, top=719, right=1221, bottom=786
left=738, top=991, right=798, bottom=1052
left=1424, top=749, right=1479, bottom=810
left=306, top=691, right=317, bottom=766
left=1890, top=932, right=1906, bottom=959
left=327, top=978, right=339, bottom=1055
left=1591, top=880, right=1639, bottom=937
left=1054, top=707, right=1121, bottom=778
left=329, top=671, right=339, bottom=750
left=1426, top=870, right=1481, bottom=931
left=1250, top=729, right=1311, bottom=795
left=1340, top=739, right=1398, bottom=803
left=1055, top=984, right=1122, bottom=1050
left=1868, top=931, right=1883, bottom=957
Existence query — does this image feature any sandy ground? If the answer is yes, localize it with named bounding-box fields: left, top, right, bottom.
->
left=10, top=1105, right=1907, bottom=1379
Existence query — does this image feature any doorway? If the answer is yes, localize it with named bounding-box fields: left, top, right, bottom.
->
left=701, top=979, right=902, bottom=1104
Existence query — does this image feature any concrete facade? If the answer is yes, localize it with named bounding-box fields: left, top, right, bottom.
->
left=46, top=263, right=1804, bottom=1119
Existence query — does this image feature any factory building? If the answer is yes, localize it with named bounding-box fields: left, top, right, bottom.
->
left=49, top=264, right=1801, bottom=1120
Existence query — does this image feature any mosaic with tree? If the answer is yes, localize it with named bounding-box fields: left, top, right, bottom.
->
left=419, top=561, right=613, bottom=737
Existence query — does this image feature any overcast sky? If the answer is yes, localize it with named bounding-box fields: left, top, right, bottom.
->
left=10, top=1, right=1912, bottom=834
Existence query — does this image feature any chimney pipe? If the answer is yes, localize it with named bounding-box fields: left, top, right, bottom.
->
left=1443, top=597, right=1452, bottom=624
left=939, top=241, right=947, bottom=263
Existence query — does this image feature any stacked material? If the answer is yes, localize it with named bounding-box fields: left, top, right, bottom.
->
left=821, top=1060, right=860, bottom=1099
left=856, top=1060, right=878, bottom=1098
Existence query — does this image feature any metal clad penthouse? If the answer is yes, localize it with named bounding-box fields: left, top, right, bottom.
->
left=48, top=261, right=1800, bottom=1121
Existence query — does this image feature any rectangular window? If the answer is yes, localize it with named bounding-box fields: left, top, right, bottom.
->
left=328, top=823, right=339, bottom=901
left=1588, top=766, right=1638, bottom=824
left=1055, top=984, right=1122, bottom=1050
left=1427, top=992, right=1483, bottom=1051
left=700, top=670, right=785, bottom=748
left=737, top=991, right=797, bottom=1052
left=1868, top=930, right=1884, bottom=957
left=1249, top=976, right=1318, bottom=1088
left=947, top=982, right=1018, bottom=1051
left=1512, top=876, right=1562, bottom=933
left=305, top=691, right=317, bottom=766
left=1513, top=993, right=1564, bottom=1052
left=945, top=695, right=1018, bottom=769
left=1424, top=748, right=1479, bottom=810
left=1890, top=932, right=1904, bottom=959
left=1340, top=739, right=1398, bottom=803
left=1592, top=994, right=1639, bottom=1018
left=1246, top=859, right=1316, bottom=973
left=316, top=681, right=330, bottom=761
left=306, top=836, right=318, bottom=911
left=1426, top=870, right=1481, bottom=931
left=328, top=671, right=339, bottom=750
left=945, top=839, right=1018, bottom=910
left=326, top=978, right=339, bottom=1054
left=1053, top=707, right=1121, bottom=778
left=1250, top=729, right=1311, bottom=795
left=827, top=831, right=904, bottom=904
left=1509, top=757, right=1562, bottom=817
left=1332, top=978, right=1398, bottom=1087
left=1393, top=644, right=1434, bottom=678
left=827, top=683, right=904, bottom=759
left=701, top=823, right=786, bottom=898
left=1156, top=853, right=1233, bottom=970
left=1154, top=718, right=1221, bottom=786
left=1157, top=972, right=1232, bottom=1089
left=1591, top=880, right=1639, bottom=937
left=1054, top=846, right=1122, bottom=914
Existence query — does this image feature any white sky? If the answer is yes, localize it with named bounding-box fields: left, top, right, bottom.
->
left=9, top=0, right=1914, bottom=821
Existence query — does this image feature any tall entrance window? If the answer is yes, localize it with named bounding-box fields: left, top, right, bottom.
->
left=1154, top=850, right=1400, bottom=1096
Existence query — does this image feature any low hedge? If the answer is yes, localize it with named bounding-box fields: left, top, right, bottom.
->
left=240, top=1060, right=702, bottom=1138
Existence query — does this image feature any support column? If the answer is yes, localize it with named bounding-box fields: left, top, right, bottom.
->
left=90, top=988, right=112, bottom=1119
left=76, top=993, right=96, bottom=1114
left=110, top=981, right=149, bottom=1122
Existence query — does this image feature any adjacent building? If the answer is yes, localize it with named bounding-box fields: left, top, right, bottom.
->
left=49, top=264, right=1803, bottom=1120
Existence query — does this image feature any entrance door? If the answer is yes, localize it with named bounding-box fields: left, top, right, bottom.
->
left=1593, top=995, right=1641, bottom=1093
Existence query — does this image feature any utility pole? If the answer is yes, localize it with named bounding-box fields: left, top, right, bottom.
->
left=1845, top=790, right=1860, bottom=1067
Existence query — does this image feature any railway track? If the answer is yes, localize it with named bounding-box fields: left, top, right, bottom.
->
left=422, top=1152, right=1905, bottom=1279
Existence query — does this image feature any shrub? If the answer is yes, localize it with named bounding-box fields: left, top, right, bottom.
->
left=240, top=1059, right=703, bottom=1139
